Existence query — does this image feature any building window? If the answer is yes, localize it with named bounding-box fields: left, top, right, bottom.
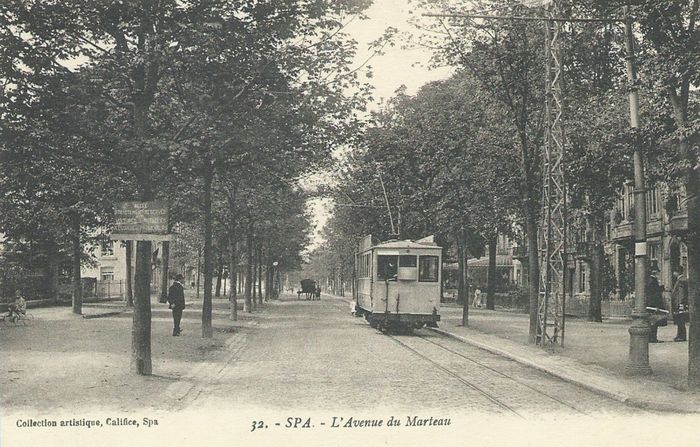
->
left=419, top=256, right=439, bottom=282
left=648, top=243, right=659, bottom=264
left=626, top=185, right=634, bottom=220
left=617, top=193, right=625, bottom=221
left=100, top=267, right=115, bottom=281
left=101, top=240, right=114, bottom=257
left=646, top=186, right=658, bottom=216
left=377, top=255, right=398, bottom=280
left=579, top=268, right=587, bottom=293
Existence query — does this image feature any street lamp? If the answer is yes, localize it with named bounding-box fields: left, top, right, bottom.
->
left=623, top=7, right=652, bottom=375
left=272, top=261, right=279, bottom=299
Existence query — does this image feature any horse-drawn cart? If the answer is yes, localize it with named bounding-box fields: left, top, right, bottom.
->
left=298, top=279, right=320, bottom=300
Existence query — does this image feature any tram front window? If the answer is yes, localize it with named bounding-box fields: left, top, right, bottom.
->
left=419, top=256, right=439, bottom=282
left=377, top=255, right=398, bottom=280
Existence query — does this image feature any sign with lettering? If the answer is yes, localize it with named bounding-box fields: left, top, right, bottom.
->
left=110, top=201, right=172, bottom=241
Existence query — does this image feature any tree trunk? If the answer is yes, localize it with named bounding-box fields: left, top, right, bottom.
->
left=685, top=138, right=700, bottom=388
left=126, top=241, right=134, bottom=307
left=215, top=251, right=223, bottom=297
left=228, top=238, right=238, bottom=321
left=588, top=243, right=603, bottom=323
left=457, top=233, right=466, bottom=306
left=462, top=230, right=470, bottom=327
left=245, top=220, right=253, bottom=312
left=160, top=241, right=169, bottom=304
left=250, top=242, right=258, bottom=309
left=226, top=181, right=239, bottom=320
left=588, top=215, right=604, bottom=322
left=201, top=166, right=214, bottom=338
left=71, top=213, right=82, bottom=315
left=526, top=213, right=540, bottom=344
left=666, top=86, right=700, bottom=388
left=265, top=262, right=272, bottom=301
left=257, top=245, right=263, bottom=305
left=132, top=240, right=152, bottom=375
left=486, top=233, right=497, bottom=310
left=196, top=249, right=201, bottom=300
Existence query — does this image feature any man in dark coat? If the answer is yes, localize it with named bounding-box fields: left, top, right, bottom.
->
left=645, top=266, right=667, bottom=343
left=671, top=267, right=688, bottom=342
left=167, top=274, right=186, bottom=336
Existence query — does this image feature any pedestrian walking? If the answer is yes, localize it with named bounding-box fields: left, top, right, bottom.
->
left=472, top=288, right=482, bottom=308
left=167, top=274, right=186, bottom=336
left=645, top=265, right=667, bottom=343
left=671, top=266, right=688, bottom=342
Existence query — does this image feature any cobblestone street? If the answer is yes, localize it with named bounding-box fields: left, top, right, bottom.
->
left=189, top=295, right=649, bottom=417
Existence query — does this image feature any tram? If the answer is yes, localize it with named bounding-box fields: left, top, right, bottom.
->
left=353, top=235, right=441, bottom=332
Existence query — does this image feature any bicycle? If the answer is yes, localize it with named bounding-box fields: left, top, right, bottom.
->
left=0, top=309, right=33, bottom=325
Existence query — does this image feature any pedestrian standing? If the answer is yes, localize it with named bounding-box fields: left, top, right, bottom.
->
left=167, top=274, right=186, bottom=336
left=472, top=288, right=482, bottom=308
left=671, top=267, right=688, bottom=342
left=645, top=266, right=667, bottom=343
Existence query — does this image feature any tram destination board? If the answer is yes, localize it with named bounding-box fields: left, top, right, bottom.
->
left=110, top=201, right=172, bottom=241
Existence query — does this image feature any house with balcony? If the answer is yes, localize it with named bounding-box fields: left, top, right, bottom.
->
left=505, top=181, right=688, bottom=317
left=609, top=182, right=688, bottom=304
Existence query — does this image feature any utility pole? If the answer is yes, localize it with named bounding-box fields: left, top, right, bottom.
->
left=623, top=5, right=652, bottom=375
left=537, top=0, right=567, bottom=347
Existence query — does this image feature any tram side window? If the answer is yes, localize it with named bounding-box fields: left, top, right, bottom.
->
left=358, top=253, right=371, bottom=278
left=419, top=256, right=439, bottom=282
left=377, top=255, right=398, bottom=280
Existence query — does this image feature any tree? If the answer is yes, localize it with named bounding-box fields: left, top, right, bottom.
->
left=412, top=0, right=546, bottom=342
left=2, top=0, right=375, bottom=369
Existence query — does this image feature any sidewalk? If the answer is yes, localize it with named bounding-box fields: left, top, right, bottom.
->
left=0, top=290, right=263, bottom=413
left=437, top=304, right=700, bottom=413
left=331, top=293, right=700, bottom=413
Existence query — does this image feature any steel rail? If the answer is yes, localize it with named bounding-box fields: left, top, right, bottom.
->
left=417, top=332, right=588, bottom=414
left=387, top=334, right=524, bottom=417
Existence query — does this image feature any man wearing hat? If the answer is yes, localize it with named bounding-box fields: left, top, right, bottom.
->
left=645, top=263, right=667, bottom=343
left=671, top=266, right=688, bottom=342
left=167, top=274, right=186, bottom=336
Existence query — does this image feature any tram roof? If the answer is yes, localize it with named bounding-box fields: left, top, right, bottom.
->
left=368, top=239, right=442, bottom=251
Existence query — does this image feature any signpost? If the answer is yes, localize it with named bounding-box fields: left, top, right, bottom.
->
left=111, top=201, right=173, bottom=376
left=110, top=201, right=173, bottom=242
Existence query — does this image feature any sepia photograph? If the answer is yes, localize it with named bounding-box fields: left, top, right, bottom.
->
left=1, top=1, right=699, bottom=446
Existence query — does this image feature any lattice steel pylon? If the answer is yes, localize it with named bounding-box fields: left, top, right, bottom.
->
left=537, top=0, right=568, bottom=347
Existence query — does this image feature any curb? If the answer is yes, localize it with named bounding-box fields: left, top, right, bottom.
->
left=82, top=310, right=129, bottom=319
left=165, top=304, right=272, bottom=409
left=430, top=327, right=699, bottom=414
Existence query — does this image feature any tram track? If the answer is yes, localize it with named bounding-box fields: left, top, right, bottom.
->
left=387, top=334, right=524, bottom=417
left=387, top=330, right=592, bottom=417
left=329, top=296, right=621, bottom=415
left=416, top=333, right=588, bottom=414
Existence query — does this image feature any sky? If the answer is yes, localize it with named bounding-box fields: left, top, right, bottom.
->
left=306, top=0, right=455, bottom=250
left=347, top=0, right=454, bottom=106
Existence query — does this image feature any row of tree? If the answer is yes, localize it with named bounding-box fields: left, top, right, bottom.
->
left=0, top=0, right=377, bottom=374
left=311, top=0, right=700, bottom=386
